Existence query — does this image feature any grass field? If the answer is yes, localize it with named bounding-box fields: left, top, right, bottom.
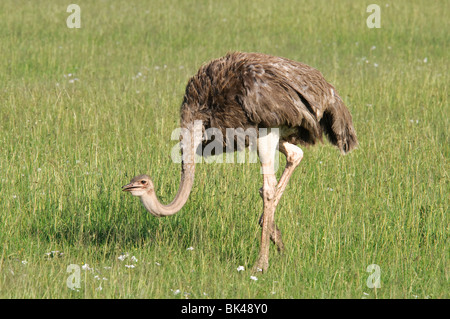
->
left=0, top=0, right=448, bottom=299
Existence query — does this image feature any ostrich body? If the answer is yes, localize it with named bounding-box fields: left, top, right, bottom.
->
left=123, top=52, right=358, bottom=272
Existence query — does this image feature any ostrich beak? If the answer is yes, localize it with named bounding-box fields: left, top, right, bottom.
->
left=122, top=182, right=142, bottom=192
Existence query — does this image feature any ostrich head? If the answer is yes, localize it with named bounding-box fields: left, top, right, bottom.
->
left=122, top=174, right=154, bottom=197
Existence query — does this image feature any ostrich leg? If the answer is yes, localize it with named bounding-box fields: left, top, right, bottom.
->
left=254, top=129, right=279, bottom=272
left=259, top=140, right=304, bottom=252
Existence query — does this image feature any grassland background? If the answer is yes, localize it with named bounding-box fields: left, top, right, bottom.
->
left=0, top=0, right=448, bottom=298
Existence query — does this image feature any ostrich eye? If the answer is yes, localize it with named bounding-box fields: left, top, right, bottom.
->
left=141, top=180, right=147, bottom=185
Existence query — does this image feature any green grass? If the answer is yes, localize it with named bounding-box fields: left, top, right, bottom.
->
left=0, top=0, right=448, bottom=298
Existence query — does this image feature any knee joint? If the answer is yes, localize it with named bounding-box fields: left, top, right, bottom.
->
left=287, top=148, right=303, bottom=166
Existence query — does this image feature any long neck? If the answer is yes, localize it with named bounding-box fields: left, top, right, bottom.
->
left=140, top=122, right=201, bottom=217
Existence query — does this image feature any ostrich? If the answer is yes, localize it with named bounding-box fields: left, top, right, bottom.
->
left=122, top=52, right=358, bottom=272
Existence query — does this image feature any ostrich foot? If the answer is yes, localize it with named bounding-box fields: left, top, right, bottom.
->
left=252, top=257, right=269, bottom=273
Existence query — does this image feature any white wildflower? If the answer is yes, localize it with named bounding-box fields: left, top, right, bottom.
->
left=237, top=266, right=245, bottom=272
left=250, top=276, right=258, bottom=281
left=186, top=247, right=194, bottom=251
left=81, top=264, right=92, bottom=271
left=118, top=253, right=128, bottom=261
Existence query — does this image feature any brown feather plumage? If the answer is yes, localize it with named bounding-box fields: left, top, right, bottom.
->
left=181, top=51, right=357, bottom=153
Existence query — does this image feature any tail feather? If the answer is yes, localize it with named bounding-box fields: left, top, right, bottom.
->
left=320, top=98, right=358, bottom=154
